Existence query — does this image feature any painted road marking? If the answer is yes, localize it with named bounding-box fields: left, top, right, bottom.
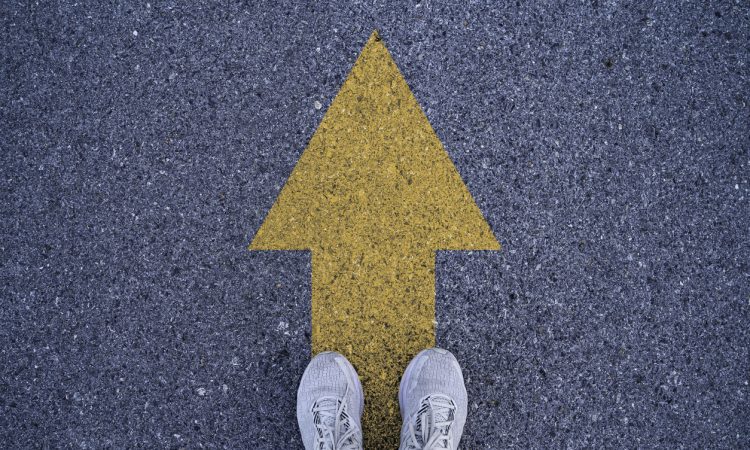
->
left=251, top=31, right=499, bottom=449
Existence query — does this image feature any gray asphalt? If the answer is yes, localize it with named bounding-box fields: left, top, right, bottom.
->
left=1, top=1, right=748, bottom=448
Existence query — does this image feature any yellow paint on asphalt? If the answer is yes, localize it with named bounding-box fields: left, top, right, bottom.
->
left=251, top=31, right=499, bottom=449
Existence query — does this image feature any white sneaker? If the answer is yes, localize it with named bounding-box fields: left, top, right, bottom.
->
left=297, top=351, right=364, bottom=450
left=398, top=348, right=468, bottom=450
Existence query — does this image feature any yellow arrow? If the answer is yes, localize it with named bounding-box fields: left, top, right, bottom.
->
left=251, top=31, right=499, bottom=449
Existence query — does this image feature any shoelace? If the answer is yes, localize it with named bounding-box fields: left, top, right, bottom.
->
left=401, top=395, right=457, bottom=450
left=311, top=384, right=362, bottom=450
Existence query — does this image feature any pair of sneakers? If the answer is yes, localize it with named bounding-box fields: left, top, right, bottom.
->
left=297, top=348, right=467, bottom=450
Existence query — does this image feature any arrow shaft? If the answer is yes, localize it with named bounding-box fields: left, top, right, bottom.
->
left=312, top=248, right=436, bottom=450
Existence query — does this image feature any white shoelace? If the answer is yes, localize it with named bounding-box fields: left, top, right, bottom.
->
left=401, top=395, right=457, bottom=450
left=311, top=385, right=362, bottom=450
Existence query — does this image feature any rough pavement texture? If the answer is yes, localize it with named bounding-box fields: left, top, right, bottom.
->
left=1, top=1, right=748, bottom=448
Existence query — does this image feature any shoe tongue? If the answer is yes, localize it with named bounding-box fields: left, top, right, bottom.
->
left=432, top=404, right=451, bottom=423
left=414, top=396, right=454, bottom=448
left=316, top=398, right=341, bottom=429
left=424, top=395, right=453, bottom=421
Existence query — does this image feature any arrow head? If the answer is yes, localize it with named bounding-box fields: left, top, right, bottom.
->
left=251, top=31, right=499, bottom=252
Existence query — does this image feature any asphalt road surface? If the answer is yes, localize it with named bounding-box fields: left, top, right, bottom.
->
left=2, top=1, right=748, bottom=448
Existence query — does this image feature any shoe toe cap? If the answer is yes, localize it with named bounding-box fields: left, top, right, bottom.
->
left=403, top=348, right=467, bottom=406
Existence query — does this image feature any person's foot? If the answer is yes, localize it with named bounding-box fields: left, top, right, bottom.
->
left=398, top=348, right=468, bottom=450
left=297, top=351, right=364, bottom=450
